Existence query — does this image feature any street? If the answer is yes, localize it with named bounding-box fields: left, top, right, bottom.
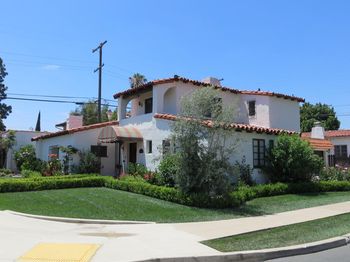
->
left=266, top=245, right=350, bottom=262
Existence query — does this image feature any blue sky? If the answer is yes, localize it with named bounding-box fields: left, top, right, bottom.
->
left=1, top=0, right=350, bottom=131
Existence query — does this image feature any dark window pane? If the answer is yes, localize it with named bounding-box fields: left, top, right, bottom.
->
left=145, top=97, right=153, bottom=114
left=91, top=145, right=107, bottom=157
left=249, top=101, right=256, bottom=116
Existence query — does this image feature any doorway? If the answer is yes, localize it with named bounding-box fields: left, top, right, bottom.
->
left=129, top=142, right=137, bottom=164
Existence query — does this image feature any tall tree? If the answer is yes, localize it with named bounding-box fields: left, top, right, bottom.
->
left=129, top=73, right=147, bottom=88
left=72, top=101, right=110, bottom=125
left=300, top=102, right=340, bottom=132
left=171, top=86, right=237, bottom=196
left=0, top=58, right=12, bottom=131
left=35, top=111, right=41, bottom=131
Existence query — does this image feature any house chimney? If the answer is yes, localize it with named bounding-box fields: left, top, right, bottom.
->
left=201, top=77, right=222, bottom=87
left=311, top=121, right=325, bottom=139
left=67, top=115, right=83, bottom=129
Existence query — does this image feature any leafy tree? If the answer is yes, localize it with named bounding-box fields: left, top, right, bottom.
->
left=0, top=58, right=12, bottom=131
left=72, top=101, right=111, bottom=125
left=129, top=73, right=147, bottom=88
left=265, top=134, right=324, bottom=182
left=300, top=102, right=340, bottom=132
left=171, top=86, right=237, bottom=196
left=0, top=130, right=15, bottom=168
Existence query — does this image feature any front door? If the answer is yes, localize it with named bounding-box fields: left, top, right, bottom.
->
left=129, top=142, right=137, bottom=164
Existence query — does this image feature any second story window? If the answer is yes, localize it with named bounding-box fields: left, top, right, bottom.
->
left=204, top=97, right=222, bottom=118
left=145, top=97, right=153, bottom=114
left=248, top=100, right=256, bottom=116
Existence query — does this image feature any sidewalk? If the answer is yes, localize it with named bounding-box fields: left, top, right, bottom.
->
left=1, top=201, right=350, bottom=261
left=174, top=201, right=350, bottom=240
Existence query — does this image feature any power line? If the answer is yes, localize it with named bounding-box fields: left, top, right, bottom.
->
left=1, top=96, right=117, bottom=107
left=7, top=92, right=117, bottom=103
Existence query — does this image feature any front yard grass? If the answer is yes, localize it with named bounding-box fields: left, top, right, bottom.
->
left=1, top=188, right=350, bottom=222
left=203, top=212, right=350, bottom=252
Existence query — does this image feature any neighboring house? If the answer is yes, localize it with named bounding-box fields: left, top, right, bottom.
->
left=302, top=128, right=350, bottom=167
left=2, top=130, right=49, bottom=172
left=33, top=75, right=304, bottom=182
left=301, top=122, right=333, bottom=167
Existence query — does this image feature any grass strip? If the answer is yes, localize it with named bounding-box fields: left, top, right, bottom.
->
left=202, top=212, right=350, bottom=252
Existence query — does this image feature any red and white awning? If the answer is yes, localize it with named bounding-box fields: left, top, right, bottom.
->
left=98, top=126, right=143, bottom=143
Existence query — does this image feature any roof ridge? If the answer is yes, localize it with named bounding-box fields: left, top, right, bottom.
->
left=113, top=75, right=304, bottom=102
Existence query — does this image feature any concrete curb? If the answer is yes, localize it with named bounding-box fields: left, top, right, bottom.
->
left=140, top=234, right=350, bottom=262
left=4, top=210, right=155, bottom=225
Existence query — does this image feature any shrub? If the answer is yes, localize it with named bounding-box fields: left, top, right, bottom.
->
left=157, top=154, right=179, bottom=187
left=75, top=151, right=100, bottom=173
left=233, top=157, right=254, bottom=186
left=0, top=176, right=106, bottom=193
left=14, top=145, right=37, bottom=171
left=21, top=158, right=47, bottom=173
left=21, top=170, right=42, bottom=178
left=0, top=168, right=12, bottom=177
left=319, top=167, right=350, bottom=181
left=127, top=163, right=148, bottom=177
left=265, top=134, right=324, bottom=183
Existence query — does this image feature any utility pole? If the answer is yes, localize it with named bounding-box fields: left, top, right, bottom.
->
left=92, top=40, right=107, bottom=123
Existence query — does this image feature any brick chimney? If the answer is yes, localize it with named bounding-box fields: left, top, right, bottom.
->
left=66, top=115, right=83, bottom=129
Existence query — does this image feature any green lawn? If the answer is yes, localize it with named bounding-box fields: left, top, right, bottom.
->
left=203, top=212, right=350, bottom=252
left=1, top=188, right=350, bottom=222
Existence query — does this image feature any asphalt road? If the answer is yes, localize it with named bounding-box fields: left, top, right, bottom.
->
left=266, top=245, right=350, bottom=262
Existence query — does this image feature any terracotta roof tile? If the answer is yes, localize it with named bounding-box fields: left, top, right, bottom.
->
left=113, top=75, right=305, bottom=102
left=301, top=137, right=333, bottom=150
left=302, top=130, right=350, bottom=138
left=154, top=113, right=297, bottom=135
left=32, top=120, right=119, bottom=141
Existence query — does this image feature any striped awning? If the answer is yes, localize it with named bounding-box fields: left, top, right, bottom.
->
left=98, top=126, right=143, bottom=143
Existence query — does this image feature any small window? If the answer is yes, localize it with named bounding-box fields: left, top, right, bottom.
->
left=49, top=146, right=59, bottom=160
left=269, top=140, right=274, bottom=149
left=145, top=97, right=153, bottom=114
left=253, top=139, right=265, bottom=168
left=204, top=97, right=222, bottom=118
left=91, top=145, right=107, bottom=157
left=248, top=101, right=256, bottom=116
left=146, top=140, right=152, bottom=154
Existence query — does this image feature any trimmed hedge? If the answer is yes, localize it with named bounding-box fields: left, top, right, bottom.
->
left=0, top=176, right=105, bottom=193
left=104, top=177, right=233, bottom=208
left=2, top=175, right=350, bottom=208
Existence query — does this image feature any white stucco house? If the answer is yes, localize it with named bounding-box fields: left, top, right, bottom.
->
left=302, top=128, right=350, bottom=167
left=32, top=75, right=304, bottom=182
left=1, top=130, right=49, bottom=172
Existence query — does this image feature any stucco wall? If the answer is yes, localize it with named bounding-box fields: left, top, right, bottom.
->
left=6, top=131, right=48, bottom=172
left=35, top=128, right=116, bottom=176
left=268, top=97, right=300, bottom=132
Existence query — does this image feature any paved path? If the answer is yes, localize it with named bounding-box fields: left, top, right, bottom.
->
left=2, top=201, right=350, bottom=261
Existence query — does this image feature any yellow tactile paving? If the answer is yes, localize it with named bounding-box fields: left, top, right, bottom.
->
left=17, top=243, right=101, bottom=262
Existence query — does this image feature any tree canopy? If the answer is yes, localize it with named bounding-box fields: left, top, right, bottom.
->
left=72, top=101, right=116, bottom=125
left=300, top=102, right=340, bottom=132
left=129, top=73, right=147, bottom=88
left=0, top=58, right=12, bottom=131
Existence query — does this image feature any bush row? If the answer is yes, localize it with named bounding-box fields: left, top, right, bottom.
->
left=104, top=177, right=233, bottom=208
left=2, top=175, right=350, bottom=208
left=231, top=181, right=350, bottom=205
left=0, top=176, right=105, bottom=193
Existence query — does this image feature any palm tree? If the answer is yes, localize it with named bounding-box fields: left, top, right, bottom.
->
left=129, top=73, right=147, bottom=88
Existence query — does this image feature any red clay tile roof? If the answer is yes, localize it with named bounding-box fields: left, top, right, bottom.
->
left=154, top=113, right=297, bottom=135
left=301, top=137, right=333, bottom=151
left=113, top=75, right=305, bottom=102
left=302, top=130, right=350, bottom=138
left=32, top=120, right=119, bottom=141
